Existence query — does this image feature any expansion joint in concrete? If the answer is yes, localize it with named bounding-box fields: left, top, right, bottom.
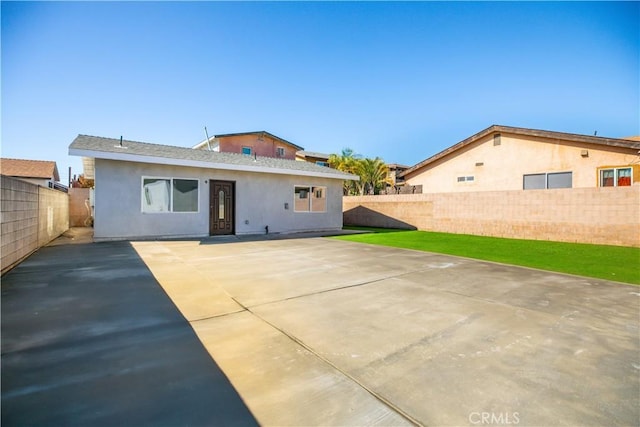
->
left=245, top=308, right=424, bottom=427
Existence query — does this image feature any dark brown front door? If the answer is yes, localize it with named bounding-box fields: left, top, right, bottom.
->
left=210, top=180, right=235, bottom=235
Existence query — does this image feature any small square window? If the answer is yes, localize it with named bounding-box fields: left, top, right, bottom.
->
left=173, top=179, right=198, bottom=212
left=242, top=147, right=252, bottom=155
left=294, top=185, right=326, bottom=212
left=276, top=147, right=285, bottom=157
left=601, top=167, right=632, bottom=187
left=600, top=169, right=614, bottom=187
left=142, top=177, right=198, bottom=213
left=143, top=178, right=170, bottom=212
left=523, top=173, right=546, bottom=190
left=524, top=172, right=572, bottom=189
left=617, top=168, right=632, bottom=186
left=547, top=172, right=572, bottom=189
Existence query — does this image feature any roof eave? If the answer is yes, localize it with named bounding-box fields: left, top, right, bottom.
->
left=69, top=148, right=357, bottom=181
left=401, top=125, right=640, bottom=178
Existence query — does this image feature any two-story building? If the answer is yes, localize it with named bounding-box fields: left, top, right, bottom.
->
left=295, top=151, right=330, bottom=167
left=193, top=131, right=303, bottom=160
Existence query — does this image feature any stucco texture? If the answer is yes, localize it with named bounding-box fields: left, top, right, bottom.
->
left=405, top=133, right=640, bottom=193
left=94, top=159, right=343, bottom=240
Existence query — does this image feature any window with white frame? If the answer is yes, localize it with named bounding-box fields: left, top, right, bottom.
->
left=294, top=185, right=327, bottom=212
left=142, top=177, right=198, bottom=213
left=600, top=167, right=632, bottom=187
left=523, top=172, right=572, bottom=190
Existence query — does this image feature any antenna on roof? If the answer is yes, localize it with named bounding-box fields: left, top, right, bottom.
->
left=594, top=131, right=598, bottom=136
left=204, top=126, right=212, bottom=151
left=119, top=136, right=123, bottom=147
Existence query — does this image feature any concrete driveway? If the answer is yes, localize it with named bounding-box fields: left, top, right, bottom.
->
left=131, top=236, right=639, bottom=427
left=1, top=241, right=257, bottom=427
left=2, top=235, right=638, bottom=426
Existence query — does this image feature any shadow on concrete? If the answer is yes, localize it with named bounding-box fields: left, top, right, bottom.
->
left=343, top=205, right=418, bottom=230
left=1, top=242, right=257, bottom=427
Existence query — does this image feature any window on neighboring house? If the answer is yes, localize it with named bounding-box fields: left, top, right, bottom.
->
left=294, top=185, right=327, bottom=212
left=600, top=167, right=632, bottom=187
left=547, top=172, right=572, bottom=189
left=457, top=176, right=475, bottom=182
left=276, top=147, right=285, bottom=157
left=142, top=177, right=198, bottom=213
left=242, top=147, right=252, bottom=155
left=493, top=134, right=501, bottom=146
left=316, top=161, right=329, bottom=167
left=523, top=172, right=572, bottom=190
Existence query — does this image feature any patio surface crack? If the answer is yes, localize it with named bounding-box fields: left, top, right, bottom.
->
left=242, top=304, right=423, bottom=427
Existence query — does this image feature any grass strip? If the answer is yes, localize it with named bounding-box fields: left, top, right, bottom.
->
left=333, top=228, right=640, bottom=285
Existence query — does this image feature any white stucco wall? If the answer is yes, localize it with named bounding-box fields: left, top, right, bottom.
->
left=405, top=133, right=639, bottom=193
left=93, top=159, right=344, bottom=240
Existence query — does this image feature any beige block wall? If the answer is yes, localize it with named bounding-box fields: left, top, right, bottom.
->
left=1, top=176, right=69, bottom=274
left=38, top=187, right=69, bottom=247
left=406, top=133, right=640, bottom=193
left=344, top=186, right=640, bottom=247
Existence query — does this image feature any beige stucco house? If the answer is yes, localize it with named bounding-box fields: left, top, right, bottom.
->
left=401, top=125, right=640, bottom=193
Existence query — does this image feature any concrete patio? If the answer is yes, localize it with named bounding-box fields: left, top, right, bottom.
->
left=2, top=235, right=639, bottom=426
left=134, top=236, right=639, bottom=426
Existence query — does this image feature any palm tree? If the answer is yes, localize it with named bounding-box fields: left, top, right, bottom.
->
left=329, top=148, right=362, bottom=195
left=355, top=157, right=391, bottom=195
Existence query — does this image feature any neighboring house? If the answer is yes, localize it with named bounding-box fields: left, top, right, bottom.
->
left=69, top=135, right=357, bottom=241
left=0, top=158, right=66, bottom=191
left=296, top=150, right=330, bottom=167
left=401, top=125, right=640, bottom=193
left=193, top=131, right=303, bottom=160
left=386, top=163, right=410, bottom=191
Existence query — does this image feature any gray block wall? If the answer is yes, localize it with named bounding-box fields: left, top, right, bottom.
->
left=1, top=175, right=69, bottom=274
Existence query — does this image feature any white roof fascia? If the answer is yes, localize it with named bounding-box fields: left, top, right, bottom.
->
left=69, top=148, right=358, bottom=181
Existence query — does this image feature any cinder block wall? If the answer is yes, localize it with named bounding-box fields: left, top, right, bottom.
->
left=1, top=176, right=39, bottom=272
left=343, top=186, right=640, bottom=247
left=1, top=176, right=69, bottom=274
left=38, top=186, right=69, bottom=247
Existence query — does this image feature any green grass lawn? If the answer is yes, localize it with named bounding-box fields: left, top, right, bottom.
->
left=334, top=228, right=640, bottom=285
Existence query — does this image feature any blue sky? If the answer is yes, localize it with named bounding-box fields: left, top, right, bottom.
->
left=2, top=1, right=638, bottom=184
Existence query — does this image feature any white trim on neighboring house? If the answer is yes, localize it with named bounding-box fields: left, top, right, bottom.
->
left=69, top=148, right=356, bottom=181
